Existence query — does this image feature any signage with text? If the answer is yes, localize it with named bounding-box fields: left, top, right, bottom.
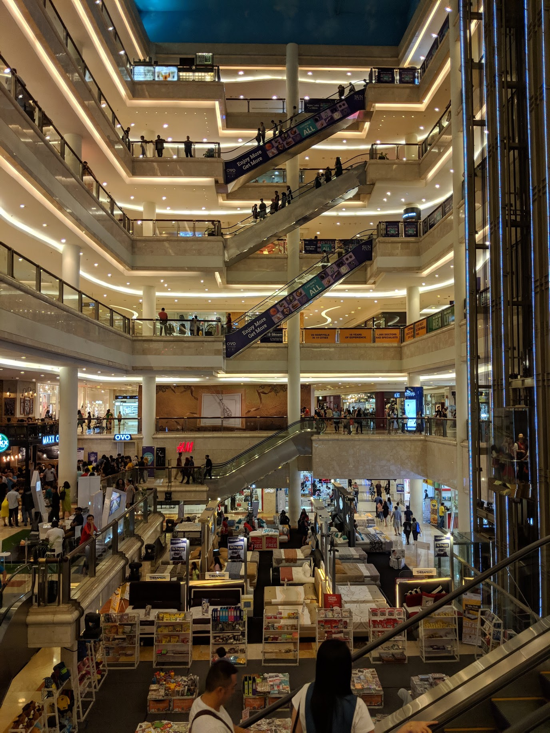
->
left=434, top=535, right=452, bottom=558
left=0, top=433, right=9, bottom=453
left=373, top=329, right=401, bottom=344
left=304, top=329, right=337, bottom=344
left=42, top=434, right=59, bottom=446
left=114, top=433, right=132, bottom=441
left=339, top=329, right=372, bottom=343
left=227, top=537, right=246, bottom=562
left=415, top=319, right=427, bottom=338
left=177, top=441, right=194, bottom=453
left=303, top=239, right=336, bottom=254
left=224, top=88, right=366, bottom=183
left=225, top=238, right=373, bottom=357
left=169, top=536, right=189, bottom=563
left=412, top=567, right=437, bottom=577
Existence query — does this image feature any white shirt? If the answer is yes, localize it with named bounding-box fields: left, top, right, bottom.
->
left=189, top=696, right=234, bottom=733
left=292, top=683, right=374, bottom=733
left=46, top=527, right=65, bottom=555
left=7, top=489, right=20, bottom=509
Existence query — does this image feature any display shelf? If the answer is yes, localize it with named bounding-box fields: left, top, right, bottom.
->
left=316, top=607, right=353, bottom=651
left=419, top=605, right=459, bottom=662
left=154, top=613, right=192, bottom=668
left=75, top=640, right=95, bottom=721
left=210, top=606, right=247, bottom=666
left=410, top=673, right=449, bottom=699
left=41, top=677, right=78, bottom=733
left=478, top=610, right=503, bottom=655
left=351, top=668, right=384, bottom=708
left=242, top=673, right=291, bottom=716
left=9, top=697, right=44, bottom=733
left=368, top=608, right=407, bottom=664
left=102, top=612, right=140, bottom=669
left=262, top=610, right=300, bottom=666
left=147, top=671, right=199, bottom=713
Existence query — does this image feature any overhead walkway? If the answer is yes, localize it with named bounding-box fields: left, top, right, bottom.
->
left=225, top=230, right=374, bottom=357
left=223, top=161, right=367, bottom=265
left=223, top=86, right=367, bottom=189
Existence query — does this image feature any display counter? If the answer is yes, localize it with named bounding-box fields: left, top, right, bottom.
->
left=147, top=672, right=199, bottom=713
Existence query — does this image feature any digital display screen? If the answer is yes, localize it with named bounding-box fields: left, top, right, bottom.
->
left=109, top=493, right=121, bottom=516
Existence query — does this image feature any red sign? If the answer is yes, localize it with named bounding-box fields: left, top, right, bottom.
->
left=324, top=593, right=342, bottom=608
left=177, top=441, right=194, bottom=453
left=265, top=536, right=278, bottom=549
left=249, top=535, right=263, bottom=550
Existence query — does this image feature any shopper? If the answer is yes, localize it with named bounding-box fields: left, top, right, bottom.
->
left=348, top=82, right=356, bottom=94
left=335, top=157, right=343, bottom=177
left=117, top=411, right=123, bottom=432
left=48, top=486, right=61, bottom=523
left=382, top=500, right=390, bottom=527
left=204, top=455, right=213, bottom=480
left=255, top=128, right=262, bottom=145
left=333, top=408, right=341, bottom=432
left=439, top=503, right=446, bottom=529
left=61, top=481, right=72, bottom=518
left=46, top=520, right=65, bottom=556
left=139, top=135, right=148, bottom=157
left=324, top=166, right=332, bottom=183
left=252, top=203, right=258, bottom=220
left=180, top=457, right=191, bottom=484
left=258, top=199, right=267, bottom=219
left=77, top=410, right=85, bottom=434
left=337, top=84, right=346, bottom=99
left=190, top=561, right=200, bottom=581
left=412, top=517, right=421, bottom=542
left=80, top=513, right=97, bottom=545
left=281, top=191, right=287, bottom=208
left=392, top=502, right=402, bottom=536
left=286, top=185, right=293, bottom=204
left=125, top=480, right=136, bottom=507
left=314, top=172, right=323, bottom=189
left=189, top=658, right=239, bottom=733
left=44, top=463, right=57, bottom=486
left=86, top=411, right=92, bottom=431
left=403, top=518, right=412, bottom=545
left=155, top=135, right=165, bottom=157
left=158, top=307, right=169, bottom=335
left=404, top=505, right=413, bottom=523
left=220, top=517, right=229, bottom=548
left=226, top=314, right=232, bottom=333
left=184, top=136, right=193, bottom=157
left=259, top=122, right=266, bottom=144
left=279, top=510, right=290, bottom=526
left=0, top=494, right=8, bottom=526
left=21, top=485, right=34, bottom=526
left=7, top=485, right=20, bottom=527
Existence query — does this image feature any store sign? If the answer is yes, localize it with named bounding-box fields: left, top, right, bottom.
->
left=0, top=433, right=9, bottom=453
left=324, top=593, right=342, bottom=608
left=303, top=238, right=336, bottom=254
left=415, top=319, right=427, bottom=338
left=114, top=433, right=132, bottom=441
left=412, top=567, right=437, bottom=577
left=169, top=536, right=188, bottom=563
left=205, top=571, right=230, bottom=579
left=404, top=324, right=415, bottom=341
left=177, top=441, right=194, bottom=453
left=227, top=537, right=246, bottom=562
left=226, top=239, right=373, bottom=357
left=42, top=434, right=59, bottom=446
left=434, top=536, right=452, bottom=558
left=224, top=88, right=366, bottom=183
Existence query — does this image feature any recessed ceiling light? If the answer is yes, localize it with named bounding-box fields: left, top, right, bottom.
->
left=42, top=223, right=47, bottom=227
left=102, top=182, right=107, bottom=186
left=238, top=70, right=244, bottom=75
left=163, top=123, right=168, bottom=128
left=94, top=263, right=98, bottom=267
left=61, top=239, right=66, bottom=243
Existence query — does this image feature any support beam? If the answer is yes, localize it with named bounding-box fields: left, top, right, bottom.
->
left=58, top=366, right=78, bottom=502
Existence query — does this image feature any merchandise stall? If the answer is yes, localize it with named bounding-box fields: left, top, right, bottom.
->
left=262, top=608, right=300, bottom=666
left=210, top=606, right=248, bottom=666
left=368, top=608, right=407, bottom=663
left=154, top=612, right=192, bottom=668
left=146, top=672, right=199, bottom=714
left=395, top=576, right=452, bottom=618
left=242, top=673, right=291, bottom=717
left=419, top=605, right=459, bottom=662
left=410, top=673, right=449, bottom=699
left=316, top=607, right=353, bottom=651
left=351, top=668, right=384, bottom=709
left=102, top=612, right=140, bottom=668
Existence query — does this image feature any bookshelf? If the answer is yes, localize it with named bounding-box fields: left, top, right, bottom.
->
left=479, top=610, right=503, bottom=654
left=210, top=606, right=247, bottom=666
left=154, top=612, right=192, bottom=668
left=316, top=607, right=353, bottom=652
left=368, top=607, right=407, bottom=664
left=102, top=612, right=139, bottom=669
left=262, top=609, right=300, bottom=666
left=419, top=605, right=459, bottom=662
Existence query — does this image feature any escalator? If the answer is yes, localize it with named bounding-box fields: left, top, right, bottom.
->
left=225, top=229, right=374, bottom=357
left=223, top=161, right=367, bottom=265
left=203, top=418, right=321, bottom=500
left=0, top=565, right=35, bottom=704
left=223, top=86, right=367, bottom=189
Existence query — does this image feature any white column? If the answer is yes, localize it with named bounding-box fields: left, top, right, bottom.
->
left=61, top=243, right=81, bottom=290
left=404, top=132, right=418, bottom=160
left=142, top=284, right=156, bottom=336
left=406, top=285, right=420, bottom=324
left=408, top=373, right=421, bottom=388
left=64, top=133, right=82, bottom=177
left=142, top=201, right=156, bottom=237
left=58, top=366, right=78, bottom=501
left=144, top=128, right=156, bottom=159
left=409, top=479, right=424, bottom=528
left=450, top=0, right=470, bottom=532
left=286, top=43, right=301, bottom=526
left=141, top=375, right=156, bottom=444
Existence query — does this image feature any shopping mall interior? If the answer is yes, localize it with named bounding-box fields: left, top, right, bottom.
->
left=0, top=0, right=549, bottom=731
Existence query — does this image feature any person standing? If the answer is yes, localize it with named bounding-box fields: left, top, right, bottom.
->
left=139, top=135, right=148, bottom=157
left=252, top=203, right=258, bottom=220
left=281, top=191, right=287, bottom=208
left=21, top=485, right=34, bottom=526
left=286, top=185, right=293, bottom=204
left=335, top=157, right=343, bottom=177
left=392, top=502, right=402, bottom=536
left=225, top=313, right=232, bottom=333
left=138, top=456, right=147, bottom=484
left=411, top=517, right=421, bottom=542
left=259, top=121, right=266, bottom=144
left=61, top=481, right=72, bottom=518
left=258, top=198, right=267, bottom=219
left=184, top=136, right=193, bottom=158
left=255, top=128, right=262, bottom=146
left=439, top=503, right=446, bottom=530
left=337, top=84, right=346, bottom=99
left=315, top=172, right=323, bottom=188
left=77, top=410, right=85, bottom=434
left=324, top=166, right=332, bottom=183
left=125, top=480, right=136, bottom=507
left=158, top=307, right=168, bottom=335
left=188, top=659, right=242, bottom=733
left=117, top=410, right=123, bottom=432
left=204, top=455, right=213, bottom=480
left=7, top=485, right=20, bottom=527
left=333, top=407, right=341, bottom=432
left=186, top=456, right=195, bottom=484
left=48, top=486, right=61, bottom=523
left=382, top=500, right=390, bottom=527
left=155, top=135, right=165, bottom=157
left=86, top=411, right=92, bottom=432
left=46, top=520, right=65, bottom=556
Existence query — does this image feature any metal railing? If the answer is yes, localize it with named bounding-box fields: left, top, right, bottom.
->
left=131, top=318, right=225, bottom=337
left=0, top=241, right=131, bottom=334
left=155, top=416, right=289, bottom=433
left=130, top=140, right=221, bottom=159
left=132, top=64, right=221, bottom=83
left=0, top=56, right=131, bottom=232
left=129, top=219, right=222, bottom=237
left=61, top=488, right=157, bottom=601
left=377, top=194, right=454, bottom=239
left=91, top=0, right=133, bottom=80
left=420, top=101, right=452, bottom=156
left=240, top=531, right=549, bottom=728
left=225, top=98, right=306, bottom=114
left=1, top=564, right=33, bottom=624
left=77, top=416, right=141, bottom=434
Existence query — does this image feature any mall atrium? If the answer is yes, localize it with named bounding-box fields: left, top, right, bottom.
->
left=0, top=0, right=549, bottom=731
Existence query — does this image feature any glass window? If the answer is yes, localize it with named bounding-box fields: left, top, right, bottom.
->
left=62, top=283, right=79, bottom=310
left=98, top=304, right=112, bottom=327
left=40, top=271, right=60, bottom=300
left=81, top=296, right=96, bottom=319
left=13, top=256, right=37, bottom=289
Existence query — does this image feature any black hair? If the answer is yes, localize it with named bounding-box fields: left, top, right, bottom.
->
left=215, top=646, right=226, bottom=658
left=310, top=639, right=353, bottom=733
left=205, top=658, right=237, bottom=691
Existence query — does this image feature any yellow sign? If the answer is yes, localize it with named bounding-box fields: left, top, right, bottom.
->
left=415, top=319, right=427, bottom=338
left=404, top=324, right=415, bottom=342
left=374, top=328, right=401, bottom=344
left=304, top=329, right=337, bottom=343
left=339, top=329, right=372, bottom=343
left=430, top=499, right=438, bottom=526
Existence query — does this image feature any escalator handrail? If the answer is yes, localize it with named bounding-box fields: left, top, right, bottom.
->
left=0, top=563, right=33, bottom=625
left=221, top=156, right=368, bottom=236
left=240, top=532, right=550, bottom=727
left=207, top=418, right=320, bottom=475
left=503, top=701, right=550, bottom=733
left=233, top=228, right=376, bottom=326
left=221, top=83, right=363, bottom=159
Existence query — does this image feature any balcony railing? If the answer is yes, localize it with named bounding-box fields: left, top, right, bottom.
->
left=131, top=318, right=225, bottom=336
left=377, top=194, right=454, bottom=238
left=420, top=101, right=452, bottom=156
left=130, top=140, right=221, bottom=159
left=226, top=98, right=306, bottom=115
left=91, top=0, right=133, bottom=81
left=131, top=64, right=221, bottom=82
left=129, top=219, right=222, bottom=237
left=0, top=241, right=131, bottom=334
left=0, top=54, right=131, bottom=232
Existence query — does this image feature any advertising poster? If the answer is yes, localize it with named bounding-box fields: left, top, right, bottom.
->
left=226, top=238, right=373, bottom=357
left=303, top=239, right=336, bottom=254
left=430, top=500, right=439, bottom=526
left=260, top=329, right=284, bottom=343
left=323, top=593, right=342, bottom=608
left=403, top=221, right=420, bottom=237
left=304, top=330, right=337, bottom=343
left=434, top=535, right=451, bottom=558
left=404, top=386, right=423, bottom=431
left=383, top=222, right=401, bottom=237
left=339, top=330, right=372, bottom=343
left=87, top=451, right=98, bottom=465
left=373, top=329, right=401, bottom=344
left=415, top=320, right=427, bottom=338
left=404, top=325, right=415, bottom=341
left=227, top=537, right=246, bottom=562
left=170, top=536, right=189, bottom=563
left=142, top=445, right=155, bottom=476
left=224, top=89, right=366, bottom=183
left=462, top=591, right=482, bottom=645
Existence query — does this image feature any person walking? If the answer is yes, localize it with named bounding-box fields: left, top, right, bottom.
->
left=155, top=135, right=165, bottom=157
left=286, top=185, right=293, bottom=204
left=189, top=659, right=240, bottom=733
left=204, top=455, right=213, bottom=479
left=392, top=502, right=403, bottom=536
left=337, top=84, right=346, bottom=99
left=403, top=518, right=412, bottom=545
left=158, top=306, right=168, bottom=335
left=105, top=409, right=113, bottom=433
left=260, top=122, right=266, bottom=144
left=7, top=485, right=20, bottom=527
left=185, top=455, right=195, bottom=484
left=439, top=503, right=447, bottom=529
left=412, top=517, right=421, bottom=542
left=252, top=203, right=258, bottom=220
left=355, top=407, right=363, bottom=433
left=61, top=481, right=72, bottom=518
left=184, top=136, right=193, bottom=158
left=77, top=410, right=85, bottom=434
left=48, top=486, right=61, bottom=523
left=259, top=198, right=267, bottom=219
left=315, top=172, right=323, bottom=188
left=335, top=157, right=343, bottom=177
left=404, top=505, right=413, bottom=524
left=324, top=166, right=332, bottom=183
left=255, top=128, right=262, bottom=146
left=382, top=500, right=390, bottom=527
left=125, top=480, right=136, bottom=507
left=180, top=456, right=190, bottom=484
left=86, top=411, right=92, bottom=432
left=225, top=313, right=232, bottom=333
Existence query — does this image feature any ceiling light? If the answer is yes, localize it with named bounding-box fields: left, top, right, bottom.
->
left=102, top=182, right=107, bottom=186
left=42, top=223, right=47, bottom=227
left=435, top=184, right=440, bottom=188
left=94, top=263, right=98, bottom=267
left=130, top=195, right=134, bottom=199
left=163, top=123, right=168, bottom=128
left=61, top=238, right=66, bottom=243
left=238, top=70, right=244, bottom=75
left=19, top=204, right=25, bottom=208
left=307, top=71, right=313, bottom=75
left=272, top=95, right=278, bottom=100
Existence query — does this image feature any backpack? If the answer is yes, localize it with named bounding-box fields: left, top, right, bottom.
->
left=415, top=521, right=421, bottom=534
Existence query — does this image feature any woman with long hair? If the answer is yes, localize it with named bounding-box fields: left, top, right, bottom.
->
left=291, top=639, right=433, bottom=733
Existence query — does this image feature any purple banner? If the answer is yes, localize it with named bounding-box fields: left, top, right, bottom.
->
left=225, top=239, right=373, bottom=358
left=224, top=88, right=366, bottom=184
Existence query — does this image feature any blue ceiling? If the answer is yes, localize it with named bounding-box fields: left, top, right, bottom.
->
left=134, top=0, right=422, bottom=46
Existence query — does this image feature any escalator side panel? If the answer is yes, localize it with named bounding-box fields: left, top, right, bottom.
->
left=224, top=89, right=366, bottom=188
left=0, top=596, right=33, bottom=705
left=225, top=238, right=373, bottom=357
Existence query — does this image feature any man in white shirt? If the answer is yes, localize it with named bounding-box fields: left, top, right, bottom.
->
left=125, top=481, right=136, bottom=507
left=7, top=487, right=20, bottom=527
left=46, top=520, right=65, bottom=555
left=189, top=659, right=245, bottom=733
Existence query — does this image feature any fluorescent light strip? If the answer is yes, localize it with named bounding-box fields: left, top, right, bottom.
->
left=404, top=0, right=442, bottom=67
left=421, top=251, right=454, bottom=275
left=110, top=0, right=147, bottom=58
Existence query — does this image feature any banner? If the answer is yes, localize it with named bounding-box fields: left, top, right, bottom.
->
left=224, top=89, right=366, bottom=183
left=434, top=535, right=451, bottom=558
left=227, top=537, right=246, bottom=562
left=403, top=221, right=420, bottom=237
left=339, top=329, right=372, bottom=343
left=374, top=328, right=401, bottom=344
left=303, top=98, right=334, bottom=113
left=225, top=238, right=373, bottom=357
left=170, top=536, right=189, bottom=563
left=415, top=319, right=427, bottom=338
left=404, top=324, right=415, bottom=341
left=304, top=329, right=337, bottom=343
left=260, top=329, right=284, bottom=343
left=303, top=239, right=336, bottom=254
left=462, top=592, right=482, bottom=645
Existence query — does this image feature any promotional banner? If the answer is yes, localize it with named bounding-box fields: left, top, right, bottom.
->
left=415, top=319, right=427, bottom=338
left=304, top=329, right=337, bottom=344
left=404, top=324, right=415, bottom=341
left=225, top=238, right=373, bottom=357
left=224, top=89, right=366, bottom=183
left=260, top=329, right=284, bottom=343
left=339, top=329, right=372, bottom=343
left=303, top=239, right=336, bottom=254
left=404, top=386, right=423, bottom=431
left=303, top=98, right=334, bottom=113
left=462, top=591, right=482, bottom=645
left=434, top=535, right=451, bottom=558
left=227, top=537, right=246, bottom=562
left=373, top=328, right=401, bottom=344
left=170, top=536, right=189, bottom=563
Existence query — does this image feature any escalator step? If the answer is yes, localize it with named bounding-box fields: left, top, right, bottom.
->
left=539, top=671, right=550, bottom=698
left=490, top=698, right=546, bottom=729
